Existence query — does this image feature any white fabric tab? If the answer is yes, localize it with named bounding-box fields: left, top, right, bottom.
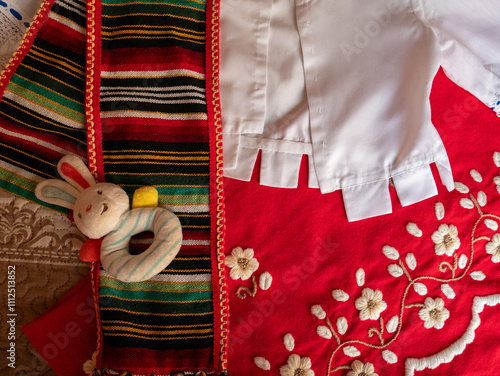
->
left=392, top=164, right=438, bottom=207
left=240, top=135, right=313, bottom=155
left=222, top=133, right=239, bottom=170
left=435, top=156, right=455, bottom=191
left=308, top=156, right=320, bottom=189
left=223, top=147, right=259, bottom=182
left=342, top=180, right=392, bottom=222
left=260, top=150, right=302, bottom=188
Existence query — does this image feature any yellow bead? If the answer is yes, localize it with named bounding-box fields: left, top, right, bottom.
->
left=132, top=186, right=158, bottom=208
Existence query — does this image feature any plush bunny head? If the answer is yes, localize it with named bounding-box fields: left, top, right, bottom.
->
left=35, top=155, right=130, bottom=239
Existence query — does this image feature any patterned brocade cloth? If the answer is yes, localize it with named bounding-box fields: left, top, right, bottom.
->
left=0, top=0, right=227, bottom=375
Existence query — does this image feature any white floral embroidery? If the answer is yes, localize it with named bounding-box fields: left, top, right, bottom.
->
left=283, top=333, right=295, bottom=352
left=454, top=182, right=469, bottom=194
left=332, top=289, right=349, bottom=302
left=316, top=325, right=333, bottom=339
left=470, top=169, right=483, bottom=183
left=470, top=271, right=486, bottom=281
left=343, top=346, right=361, bottom=358
left=418, top=297, right=450, bottom=330
left=382, top=350, right=398, bottom=364
left=460, top=198, right=475, bottom=209
left=355, top=288, right=387, bottom=321
left=413, top=282, right=428, bottom=296
left=494, top=152, right=500, bottom=167
left=382, top=245, right=399, bottom=260
left=485, top=219, right=499, bottom=231
left=406, top=222, right=422, bottom=237
left=477, top=191, right=487, bottom=207
left=388, top=264, right=404, bottom=278
left=259, top=271, right=273, bottom=290
left=347, top=360, right=378, bottom=376
left=386, top=315, right=399, bottom=333
left=485, top=233, right=500, bottom=263
left=311, top=304, right=326, bottom=320
left=405, top=253, right=417, bottom=270
left=435, top=202, right=445, bottom=220
left=441, top=284, right=456, bottom=299
left=225, top=247, right=259, bottom=280
left=83, top=350, right=98, bottom=375
left=336, top=317, right=348, bottom=335
left=279, top=354, right=314, bottom=376
left=431, top=224, right=460, bottom=256
left=356, top=268, right=365, bottom=286
left=254, top=357, right=271, bottom=371
left=458, top=254, right=468, bottom=269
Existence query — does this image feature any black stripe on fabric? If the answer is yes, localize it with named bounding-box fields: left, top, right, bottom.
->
left=177, top=216, right=210, bottom=229
left=21, top=55, right=85, bottom=89
left=51, top=1, right=86, bottom=28
left=102, top=332, right=213, bottom=350
left=35, top=37, right=86, bottom=69
left=100, top=76, right=205, bottom=92
left=99, top=296, right=213, bottom=315
left=0, top=145, right=57, bottom=179
left=0, top=99, right=86, bottom=144
left=103, top=162, right=208, bottom=175
left=165, top=257, right=211, bottom=271
left=100, top=100, right=206, bottom=115
left=101, top=14, right=205, bottom=34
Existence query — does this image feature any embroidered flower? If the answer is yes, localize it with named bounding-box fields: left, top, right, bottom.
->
left=347, top=360, right=378, bottom=376
left=485, top=233, right=500, bottom=263
left=431, top=224, right=460, bottom=256
left=419, top=297, right=450, bottom=330
left=225, top=247, right=259, bottom=280
left=83, top=350, right=98, bottom=375
left=355, top=288, right=387, bottom=321
left=280, top=354, right=314, bottom=376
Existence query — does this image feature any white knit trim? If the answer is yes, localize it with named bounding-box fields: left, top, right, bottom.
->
left=405, top=294, right=500, bottom=375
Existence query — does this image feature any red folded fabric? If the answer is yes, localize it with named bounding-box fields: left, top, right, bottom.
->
left=22, top=274, right=97, bottom=376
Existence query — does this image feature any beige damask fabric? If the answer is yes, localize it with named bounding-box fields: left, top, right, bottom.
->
left=0, top=191, right=89, bottom=375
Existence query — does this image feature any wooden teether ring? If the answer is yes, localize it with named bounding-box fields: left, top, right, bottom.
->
left=100, top=207, right=182, bottom=282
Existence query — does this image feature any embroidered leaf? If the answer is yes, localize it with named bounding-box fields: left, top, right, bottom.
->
left=259, top=272, right=273, bottom=291
left=494, top=152, right=500, bottom=167
left=470, top=271, right=486, bottom=281
left=283, top=333, right=295, bottom=352
left=413, top=282, right=428, bottom=296
left=458, top=254, right=468, bottom=269
left=311, top=304, right=326, bottom=320
left=460, top=198, right=474, bottom=209
left=332, top=289, right=349, bottom=302
left=356, top=268, right=365, bottom=286
left=382, top=245, right=400, bottom=260
left=336, top=317, right=348, bottom=335
left=498, top=185, right=500, bottom=195
left=406, top=222, right=422, bottom=237
left=316, top=325, right=333, bottom=340
left=405, top=253, right=417, bottom=270
left=494, top=176, right=500, bottom=185
left=435, top=202, right=445, bottom=220
left=441, top=284, right=456, bottom=299
left=388, top=264, right=404, bottom=278
left=254, top=357, right=271, bottom=371
left=454, top=182, right=469, bottom=194
left=477, top=191, right=487, bottom=207
left=470, top=169, right=483, bottom=183
left=386, top=316, right=399, bottom=333
left=382, top=350, right=398, bottom=364
left=485, top=219, right=499, bottom=231
left=343, top=346, right=360, bottom=357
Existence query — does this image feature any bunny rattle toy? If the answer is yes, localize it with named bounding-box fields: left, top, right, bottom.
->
left=35, top=155, right=182, bottom=283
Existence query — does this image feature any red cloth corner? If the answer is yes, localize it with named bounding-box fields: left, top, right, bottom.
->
left=22, top=273, right=97, bottom=376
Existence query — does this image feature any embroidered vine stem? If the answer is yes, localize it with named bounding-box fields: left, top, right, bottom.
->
left=398, top=259, right=412, bottom=281
left=367, top=317, right=385, bottom=345
left=326, top=317, right=341, bottom=345
left=327, top=212, right=497, bottom=374
left=469, top=193, right=483, bottom=216
left=439, top=253, right=458, bottom=278
left=236, top=275, right=257, bottom=299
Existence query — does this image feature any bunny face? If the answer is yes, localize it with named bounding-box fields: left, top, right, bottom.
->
left=73, top=183, right=130, bottom=239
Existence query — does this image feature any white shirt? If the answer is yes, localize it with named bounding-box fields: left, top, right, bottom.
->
left=219, top=0, right=500, bottom=221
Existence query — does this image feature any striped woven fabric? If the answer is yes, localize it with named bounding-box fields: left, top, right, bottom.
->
left=96, top=0, right=219, bottom=373
left=0, top=0, right=227, bottom=374
left=0, top=0, right=87, bottom=209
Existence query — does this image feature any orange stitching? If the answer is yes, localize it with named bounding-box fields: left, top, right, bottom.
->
left=210, top=0, right=229, bottom=371
left=86, top=0, right=98, bottom=181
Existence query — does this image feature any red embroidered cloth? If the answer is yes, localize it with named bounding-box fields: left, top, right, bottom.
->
left=224, top=69, right=500, bottom=376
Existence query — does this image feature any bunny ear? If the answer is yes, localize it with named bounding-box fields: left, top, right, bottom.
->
left=35, top=179, right=80, bottom=209
left=57, top=155, right=96, bottom=192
